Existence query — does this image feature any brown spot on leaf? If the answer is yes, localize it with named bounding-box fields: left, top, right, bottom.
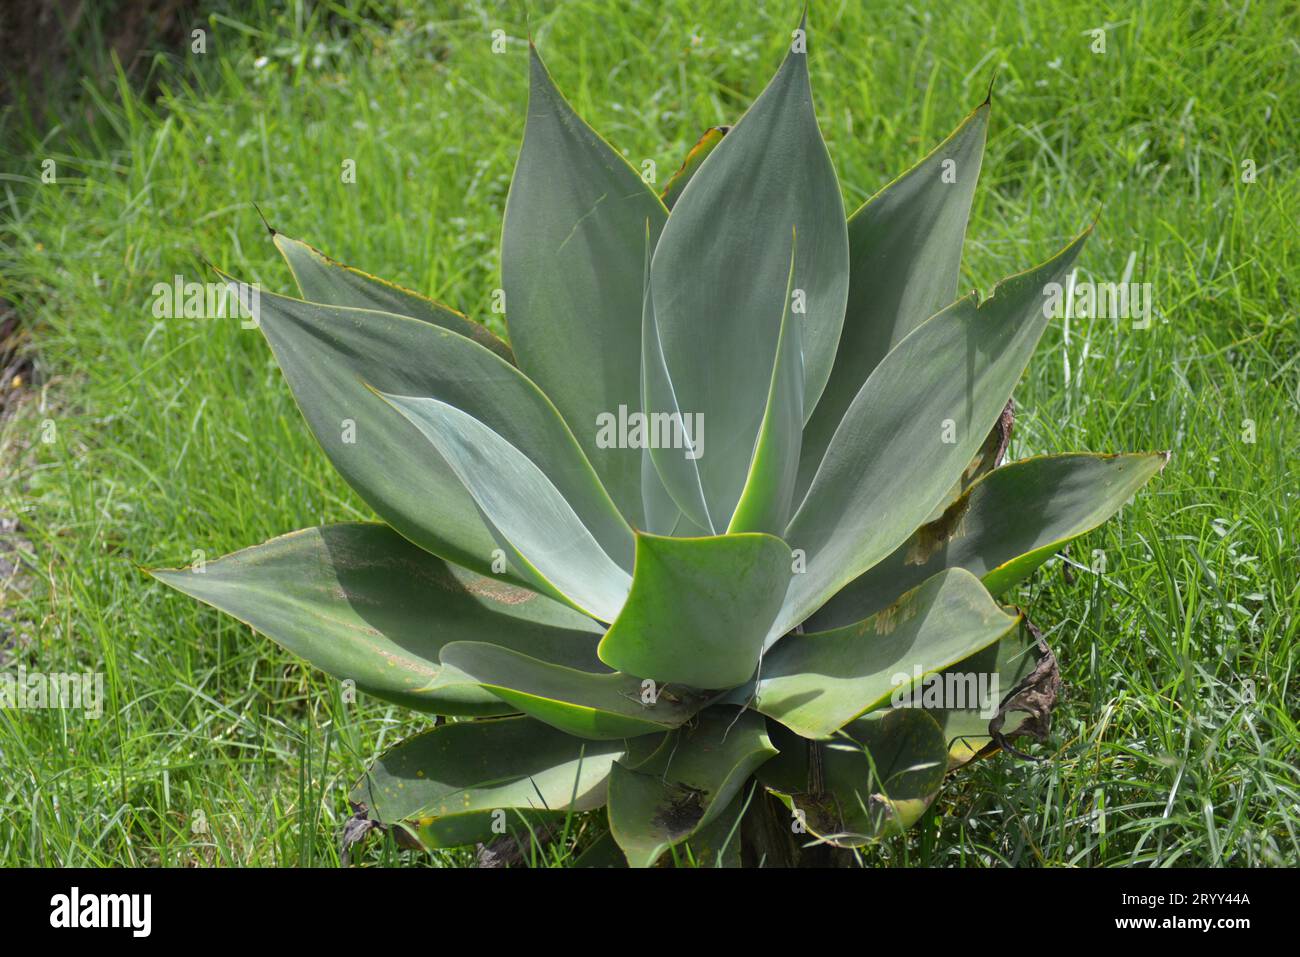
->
left=905, top=493, right=972, bottom=566
left=867, top=590, right=920, bottom=637
left=871, top=605, right=897, bottom=636
left=795, top=792, right=839, bottom=830
left=652, top=784, right=707, bottom=837
left=906, top=400, right=1014, bottom=566
left=458, top=575, right=537, bottom=605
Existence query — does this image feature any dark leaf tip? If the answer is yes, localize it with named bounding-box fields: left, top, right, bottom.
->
left=982, top=69, right=999, bottom=107
left=252, top=202, right=275, bottom=236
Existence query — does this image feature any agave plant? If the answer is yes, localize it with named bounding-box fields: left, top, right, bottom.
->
left=153, top=16, right=1166, bottom=867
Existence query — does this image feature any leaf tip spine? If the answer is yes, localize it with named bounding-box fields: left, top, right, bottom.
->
left=252, top=202, right=276, bottom=237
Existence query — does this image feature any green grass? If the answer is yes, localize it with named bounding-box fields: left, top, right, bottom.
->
left=1, top=0, right=1296, bottom=866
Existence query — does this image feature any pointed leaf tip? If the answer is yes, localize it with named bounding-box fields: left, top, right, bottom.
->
left=647, top=16, right=847, bottom=525
left=252, top=202, right=275, bottom=236
left=983, top=69, right=998, bottom=107
left=151, top=524, right=606, bottom=716
left=505, top=35, right=667, bottom=527
left=806, top=451, right=1173, bottom=631
left=779, top=229, right=1097, bottom=641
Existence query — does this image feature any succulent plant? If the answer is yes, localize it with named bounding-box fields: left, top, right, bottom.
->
left=152, top=15, right=1166, bottom=867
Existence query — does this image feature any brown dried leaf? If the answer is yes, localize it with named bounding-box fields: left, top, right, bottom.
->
left=985, top=614, right=1061, bottom=762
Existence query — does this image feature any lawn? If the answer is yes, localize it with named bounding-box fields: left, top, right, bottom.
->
left=0, top=0, right=1296, bottom=867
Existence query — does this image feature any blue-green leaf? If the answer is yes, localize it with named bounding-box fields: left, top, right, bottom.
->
left=774, top=230, right=1089, bottom=642
left=608, top=707, right=775, bottom=867
left=755, top=569, right=1019, bottom=738
left=727, top=234, right=804, bottom=535
left=436, top=641, right=709, bottom=740
left=377, top=392, right=632, bottom=622
left=760, top=708, right=948, bottom=846
left=806, top=452, right=1170, bottom=630
left=502, top=46, right=668, bottom=525
left=351, top=717, right=626, bottom=849
left=272, top=232, right=514, bottom=362
left=597, top=532, right=792, bottom=689
left=149, top=523, right=605, bottom=716
left=646, top=14, right=848, bottom=528
left=797, top=104, right=988, bottom=499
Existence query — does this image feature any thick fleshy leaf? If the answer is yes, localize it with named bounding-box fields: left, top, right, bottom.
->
left=922, top=397, right=1015, bottom=525
left=727, top=235, right=804, bottom=535
left=806, top=452, right=1169, bottom=631
left=647, top=15, right=849, bottom=527
left=149, top=523, right=605, bottom=716
left=918, top=398, right=1014, bottom=534
left=222, top=277, right=494, bottom=576
left=796, top=104, right=988, bottom=499
left=350, top=717, right=625, bottom=849
left=608, top=708, right=775, bottom=867
left=683, top=790, right=747, bottom=867
left=640, top=447, right=683, bottom=536
left=232, top=278, right=633, bottom=582
left=775, top=230, right=1089, bottom=642
left=927, top=619, right=1042, bottom=769
left=760, top=708, right=948, bottom=846
left=377, top=392, right=632, bottom=622
left=639, top=220, right=712, bottom=531
left=572, top=830, right=628, bottom=867
left=638, top=470, right=715, bottom=539
left=404, top=809, right=556, bottom=852
left=272, top=232, right=514, bottom=362
left=502, top=46, right=668, bottom=525
left=755, top=568, right=1020, bottom=738
left=597, top=532, right=793, bottom=689
left=435, top=641, right=710, bottom=740
left=659, top=126, right=729, bottom=209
